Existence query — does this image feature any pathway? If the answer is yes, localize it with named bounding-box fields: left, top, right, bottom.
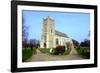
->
left=26, top=49, right=84, bottom=62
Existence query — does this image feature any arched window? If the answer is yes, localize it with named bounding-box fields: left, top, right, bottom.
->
left=56, top=38, right=59, bottom=45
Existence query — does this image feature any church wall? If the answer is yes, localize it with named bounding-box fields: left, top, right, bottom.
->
left=54, top=35, right=70, bottom=48
left=46, top=34, right=54, bottom=48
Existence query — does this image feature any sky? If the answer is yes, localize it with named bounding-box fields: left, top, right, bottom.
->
left=22, top=10, right=90, bottom=43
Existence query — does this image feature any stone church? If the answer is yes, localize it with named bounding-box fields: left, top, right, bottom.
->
left=40, top=16, right=73, bottom=49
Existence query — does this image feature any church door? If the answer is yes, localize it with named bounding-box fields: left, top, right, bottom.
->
left=44, top=43, right=46, bottom=48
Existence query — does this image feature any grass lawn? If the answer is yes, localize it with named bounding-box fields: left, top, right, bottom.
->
left=22, top=48, right=37, bottom=62
left=76, top=47, right=90, bottom=59
left=39, top=48, right=51, bottom=54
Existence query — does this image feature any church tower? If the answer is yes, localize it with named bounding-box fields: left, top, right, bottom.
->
left=40, top=16, right=55, bottom=48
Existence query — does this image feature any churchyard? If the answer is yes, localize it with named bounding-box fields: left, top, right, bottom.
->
left=22, top=43, right=90, bottom=62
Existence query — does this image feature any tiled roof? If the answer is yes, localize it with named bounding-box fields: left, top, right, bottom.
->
left=55, top=30, right=69, bottom=38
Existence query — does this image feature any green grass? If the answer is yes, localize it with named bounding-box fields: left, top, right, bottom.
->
left=76, top=47, right=90, bottom=59
left=22, top=48, right=37, bottom=62
left=39, top=48, right=51, bottom=54
left=63, top=48, right=72, bottom=55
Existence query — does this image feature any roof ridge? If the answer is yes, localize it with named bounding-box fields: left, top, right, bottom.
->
left=55, top=30, right=68, bottom=38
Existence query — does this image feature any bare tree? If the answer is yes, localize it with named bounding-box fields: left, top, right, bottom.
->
left=72, top=39, right=79, bottom=48
left=22, top=14, right=28, bottom=48
left=29, top=39, right=40, bottom=49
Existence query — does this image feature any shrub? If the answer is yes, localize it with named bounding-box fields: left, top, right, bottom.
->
left=22, top=48, right=37, bottom=62
left=76, top=47, right=90, bottom=59
left=54, top=45, right=65, bottom=55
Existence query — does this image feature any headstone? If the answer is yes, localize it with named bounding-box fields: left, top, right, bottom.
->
left=50, top=48, right=53, bottom=53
